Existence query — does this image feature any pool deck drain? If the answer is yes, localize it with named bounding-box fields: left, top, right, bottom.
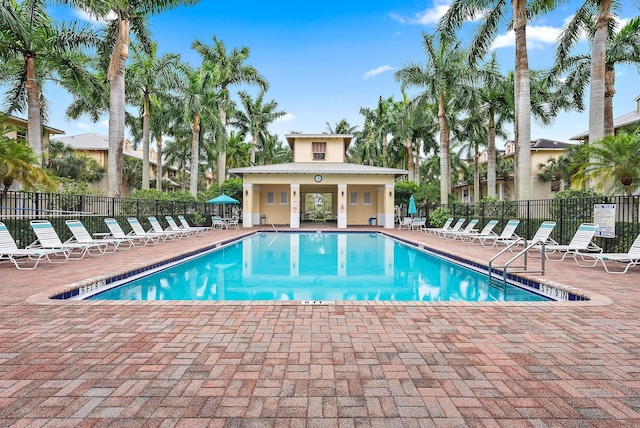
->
left=1, top=224, right=638, bottom=426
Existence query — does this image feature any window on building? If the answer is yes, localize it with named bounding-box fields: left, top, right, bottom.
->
left=363, top=192, right=371, bottom=205
left=267, top=192, right=275, bottom=205
left=350, top=192, right=358, bottom=205
left=312, top=142, right=326, bottom=160
left=280, top=192, right=288, bottom=204
left=17, top=128, right=27, bottom=141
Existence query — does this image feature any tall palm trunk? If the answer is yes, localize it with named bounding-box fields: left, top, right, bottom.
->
left=438, top=93, right=450, bottom=205
left=142, top=97, right=150, bottom=189
left=513, top=0, right=531, bottom=201
left=589, top=1, right=612, bottom=144
left=604, top=63, right=616, bottom=136
left=382, top=134, right=387, bottom=167
left=250, top=135, right=257, bottom=165
left=487, top=108, right=497, bottom=198
left=217, top=109, right=227, bottom=184
left=473, top=150, right=480, bottom=202
left=25, top=55, right=43, bottom=164
left=107, top=17, right=130, bottom=197
left=155, top=136, right=163, bottom=190
left=415, top=139, right=421, bottom=184
left=189, top=115, right=200, bottom=195
left=406, top=139, right=414, bottom=181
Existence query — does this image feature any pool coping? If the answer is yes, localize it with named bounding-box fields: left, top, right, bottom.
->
left=27, top=229, right=613, bottom=307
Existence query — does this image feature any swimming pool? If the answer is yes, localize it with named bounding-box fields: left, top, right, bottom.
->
left=86, top=232, right=550, bottom=302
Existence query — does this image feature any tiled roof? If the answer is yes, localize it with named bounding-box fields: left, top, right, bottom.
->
left=229, top=162, right=407, bottom=176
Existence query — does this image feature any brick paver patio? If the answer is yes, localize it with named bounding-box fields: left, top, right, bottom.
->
left=1, top=225, right=639, bottom=427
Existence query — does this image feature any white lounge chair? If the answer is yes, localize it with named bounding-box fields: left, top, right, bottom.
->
left=440, top=219, right=478, bottom=239
left=65, top=219, right=127, bottom=252
left=148, top=216, right=188, bottom=239
left=475, top=219, right=521, bottom=247
left=177, top=215, right=209, bottom=235
left=459, top=219, right=499, bottom=242
left=432, top=218, right=465, bottom=238
left=423, top=218, right=453, bottom=236
left=504, top=221, right=557, bottom=251
left=534, top=223, right=602, bottom=261
left=104, top=218, right=157, bottom=246
left=164, top=216, right=198, bottom=237
left=127, top=218, right=170, bottom=243
left=575, top=233, right=640, bottom=274
left=28, top=220, right=107, bottom=259
left=0, top=222, right=69, bottom=270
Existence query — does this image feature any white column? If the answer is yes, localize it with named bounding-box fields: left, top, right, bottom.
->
left=337, top=184, right=347, bottom=229
left=383, top=184, right=395, bottom=229
left=242, top=184, right=253, bottom=227
left=290, top=184, right=300, bottom=228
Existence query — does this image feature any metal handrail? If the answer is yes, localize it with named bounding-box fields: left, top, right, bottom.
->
left=488, top=238, right=546, bottom=283
left=266, top=216, right=278, bottom=234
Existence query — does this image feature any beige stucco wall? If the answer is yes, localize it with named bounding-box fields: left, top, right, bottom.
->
left=259, top=184, right=291, bottom=225
left=292, top=137, right=345, bottom=163
left=345, top=185, right=379, bottom=225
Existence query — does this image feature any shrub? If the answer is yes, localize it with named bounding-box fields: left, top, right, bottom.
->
left=429, top=207, right=450, bottom=227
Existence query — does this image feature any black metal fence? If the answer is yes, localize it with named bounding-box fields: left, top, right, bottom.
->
left=412, top=196, right=640, bottom=253
left=0, top=190, right=215, bottom=247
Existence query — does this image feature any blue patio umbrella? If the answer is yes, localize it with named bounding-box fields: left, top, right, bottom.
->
left=206, top=193, right=239, bottom=217
left=408, top=195, right=417, bottom=217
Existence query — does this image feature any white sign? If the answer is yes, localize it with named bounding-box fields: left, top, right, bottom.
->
left=593, top=204, right=616, bottom=238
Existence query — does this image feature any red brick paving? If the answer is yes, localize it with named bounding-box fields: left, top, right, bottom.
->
left=1, top=225, right=639, bottom=426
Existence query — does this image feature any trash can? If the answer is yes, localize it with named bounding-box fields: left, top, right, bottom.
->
left=261, top=215, right=266, bottom=225
left=368, top=217, right=376, bottom=226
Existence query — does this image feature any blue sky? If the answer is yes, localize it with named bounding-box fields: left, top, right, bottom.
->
left=38, top=1, right=640, bottom=148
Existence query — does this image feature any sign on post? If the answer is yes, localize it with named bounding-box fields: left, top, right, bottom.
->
left=593, top=204, right=616, bottom=238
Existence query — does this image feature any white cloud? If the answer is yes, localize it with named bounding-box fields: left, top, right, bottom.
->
left=276, top=113, right=296, bottom=122
left=491, top=25, right=562, bottom=50
left=390, top=0, right=451, bottom=26
left=76, top=123, right=91, bottom=130
left=99, top=120, right=109, bottom=128
left=363, top=65, right=396, bottom=79
left=73, top=7, right=117, bottom=24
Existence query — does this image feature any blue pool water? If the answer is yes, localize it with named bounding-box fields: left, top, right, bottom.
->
left=88, top=233, right=549, bottom=302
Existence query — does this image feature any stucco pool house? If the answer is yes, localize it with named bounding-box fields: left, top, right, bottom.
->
left=229, top=134, right=408, bottom=229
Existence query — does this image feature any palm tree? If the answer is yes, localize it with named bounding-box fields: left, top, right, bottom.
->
left=325, top=119, right=358, bottom=135
left=225, top=130, right=250, bottom=169
left=0, top=129, right=53, bottom=197
left=71, top=0, right=199, bottom=197
left=395, top=32, right=466, bottom=205
left=192, top=35, right=268, bottom=183
left=582, top=129, right=640, bottom=197
left=553, top=14, right=640, bottom=137
left=0, top=0, right=97, bottom=162
left=495, top=155, right=514, bottom=199
left=174, top=63, right=207, bottom=195
left=126, top=42, right=182, bottom=189
left=359, top=96, right=396, bottom=167
left=454, top=114, right=488, bottom=202
left=537, top=155, right=572, bottom=193
left=440, top=0, right=557, bottom=201
left=164, top=125, right=192, bottom=192
left=233, top=90, right=286, bottom=165
left=260, top=132, right=291, bottom=165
